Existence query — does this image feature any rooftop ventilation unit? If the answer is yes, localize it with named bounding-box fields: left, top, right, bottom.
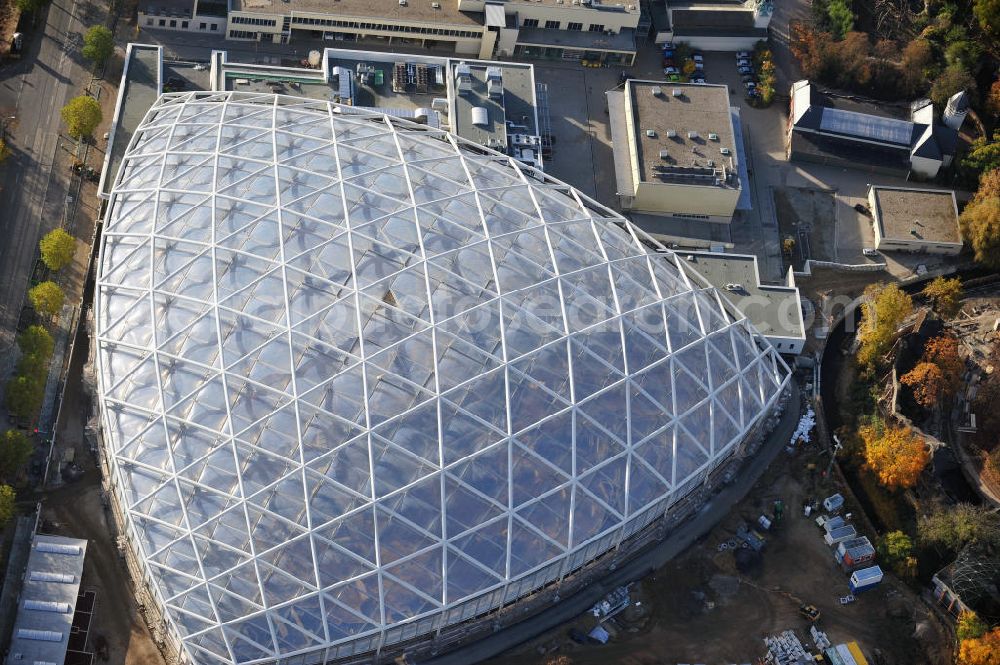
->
left=659, top=150, right=669, bottom=159
left=398, top=0, right=407, bottom=5
left=708, top=133, right=719, bottom=141
left=671, top=88, right=682, bottom=97
left=471, top=107, right=489, bottom=127
left=645, top=129, right=656, bottom=138
left=665, top=129, right=677, bottom=138
left=29, top=571, right=75, bottom=584
left=16, top=629, right=63, bottom=642
left=432, top=2, right=440, bottom=7
left=706, top=160, right=715, bottom=167
left=687, top=131, right=698, bottom=139
left=720, top=147, right=731, bottom=155
left=650, top=86, right=662, bottom=96
left=23, top=600, right=72, bottom=613
left=35, top=542, right=81, bottom=556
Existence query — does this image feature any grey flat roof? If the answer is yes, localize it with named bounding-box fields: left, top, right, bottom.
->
left=139, top=0, right=195, bottom=16
left=231, top=0, right=484, bottom=26
left=101, top=44, right=162, bottom=197
left=452, top=62, right=536, bottom=149
left=628, top=80, right=739, bottom=189
left=681, top=252, right=805, bottom=341
left=628, top=212, right=733, bottom=246
left=516, top=26, right=637, bottom=53
left=873, top=186, right=961, bottom=245
left=6, top=534, right=88, bottom=665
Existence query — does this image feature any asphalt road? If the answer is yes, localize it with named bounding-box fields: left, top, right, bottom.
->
left=0, top=0, right=96, bottom=400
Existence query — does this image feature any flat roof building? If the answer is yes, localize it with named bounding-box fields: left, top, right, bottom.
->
left=679, top=251, right=806, bottom=355
left=869, top=185, right=962, bottom=255
left=100, top=44, right=543, bottom=199
left=653, top=0, right=773, bottom=51
left=5, top=534, right=88, bottom=665
left=608, top=80, right=743, bottom=224
left=141, top=0, right=642, bottom=64
left=789, top=80, right=959, bottom=179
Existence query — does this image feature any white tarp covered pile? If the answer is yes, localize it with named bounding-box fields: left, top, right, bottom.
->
left=790, top=408, right=816, bottom=446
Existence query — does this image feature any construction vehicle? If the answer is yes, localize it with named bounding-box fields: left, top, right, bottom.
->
left=799, top=604, right=821, bottom=622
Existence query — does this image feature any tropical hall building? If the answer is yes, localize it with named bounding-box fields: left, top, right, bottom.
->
left=93, top=91, right=790, bottom=665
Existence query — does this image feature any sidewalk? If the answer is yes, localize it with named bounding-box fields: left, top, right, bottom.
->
left=424, top=377, right=802, bottom=665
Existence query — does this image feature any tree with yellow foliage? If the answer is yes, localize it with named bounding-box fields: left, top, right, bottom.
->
left=958, top=611, right=988, bottom=640
left=901, top=362, right=945, bottom=409
left=922, top=276, right=963, bottom=318
left=924, top=334, right=964, bottom=399
left=859, top=422, right=929, bottom=490
left=958, top=626, right=1000, bottom=665
left=856, top=282, right=913, bottom=370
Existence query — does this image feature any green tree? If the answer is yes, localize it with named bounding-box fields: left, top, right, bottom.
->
left=39, top=228, right=76, bottom=271
left=959, top=196, right=1000, bottom=269
left=945, top=40, right=983, bottom=73
left=60, top=96, right=102, bottom=139
left=878, top=530, right=913, bottom=562
left=0, top=430, right=33, bottom=482
left=17, top=325, right=54, bottom=360
left=930, top=65, right=975, bottom=107
left=28, top=281, right=64, bottom=317
left=922, top=276, right=963, bottom=318
left=919, top=502, right=1000, bottom=552
left=0, top=485, right=14, bottom=527
left=6, top=375, right=44, bottom=420
left=15, top=0, right=48, bottom=12
left=973, top=0, right=1000, bottom=37
left=827, top=0, right=855, bottom=39
left=82, top=26, right=114, bottom=64
left=963, top=132, right=1000, bottom=175
left=878, top=530, right=915, bottom=576
left=958, top=611, right=989, bottom=640
left=856, top=282, right=914, bottom=370
left=17, top=325, right=54, bottom=378
left=0, top=139, right=10, bottom=163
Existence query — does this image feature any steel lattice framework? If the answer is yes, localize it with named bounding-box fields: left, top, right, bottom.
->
left=95, top=92, right=790, bottom=665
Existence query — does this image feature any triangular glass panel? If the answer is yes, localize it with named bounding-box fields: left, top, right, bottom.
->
left=451, top=517, right=509, bottom=577
left=570, top=486, right=621, bottom=547
left=314, top=507, right=377, bottom=566
left=510, top=443, right=566, bottom=507
left=516, top=486, right=571, bottom=548
left=509, top=519, right=564, bottom=577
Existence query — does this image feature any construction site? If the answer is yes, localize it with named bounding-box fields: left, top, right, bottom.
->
left=484, top=395, right=953, bottom=665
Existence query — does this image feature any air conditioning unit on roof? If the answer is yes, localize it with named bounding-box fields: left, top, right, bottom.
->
left=708, top=132, right=719, bottom=141
left=720, top=147, right=731, bottom=155
left=665, top=129, right=676, bottom=137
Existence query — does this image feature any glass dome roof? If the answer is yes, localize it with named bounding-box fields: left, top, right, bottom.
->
left=95, top=92, right=789, bottom=665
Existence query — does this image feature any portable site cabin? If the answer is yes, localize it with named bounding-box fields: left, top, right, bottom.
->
left=825, top=641, right=870, bottom=665
left=822, top=515, right=845, bottom=532
left=823, top=493, right=845, bottom=512
left=849, top=566, right=884, bottom=593
left=824, top=525, right=858, bottom=546
left=835, top=537, right=876, bottom=568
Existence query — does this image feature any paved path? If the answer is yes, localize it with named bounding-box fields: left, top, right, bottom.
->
left=0, top=0, right=97, bottom=405
left=423, top=378, right=802, bottom=665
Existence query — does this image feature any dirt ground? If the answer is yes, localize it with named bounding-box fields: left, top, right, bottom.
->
left=774, top=187, right=838, bottom=270
left=485, top=444, right=951, bottom=665
left=0, top=0, right=19, bottom=59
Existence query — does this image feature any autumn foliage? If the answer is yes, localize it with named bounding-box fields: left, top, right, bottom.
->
left=859, top=422, right=929, bottom=490
left=958, top=626, right=1000, bottom=665
left=901, top=334, right=964, bottom=408
left=856, top=282, right=913, bottom=370
left=901, top=362, right=945, bottom=409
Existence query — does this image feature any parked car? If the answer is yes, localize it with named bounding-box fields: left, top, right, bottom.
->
left=193, top=63, right=208, bottom=71
left=736, top=51, right=751, bottom=59
left=689, top=76, right=706, bottom=84
left=692, top=54, right=704, bottom=63
left=662, top=57, right=675, bottom=67
left=736, top=59, right=753, bottom=68
left=694, top=60, right=704, bottom=70
left=666, top=74, right=682, bottom=82
left=738, top=66, right=755, bottom=74
left=741, top=74, right=757, bottom=83
left=862, top=247, right=879, bottom=257
left=663, top=66, right=679, bottom=74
